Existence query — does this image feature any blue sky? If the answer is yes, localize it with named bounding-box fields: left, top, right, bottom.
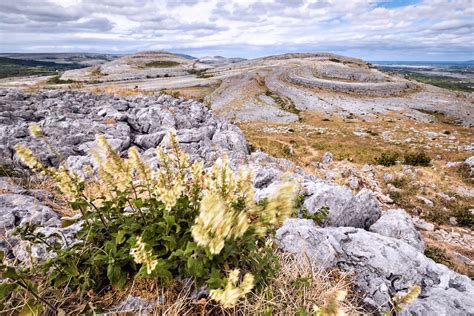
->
left=0, top=0, right=473, bottom=61
left=376, top=0, right=420, bottom=8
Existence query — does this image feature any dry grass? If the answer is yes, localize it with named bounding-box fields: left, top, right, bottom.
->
left=239, top=253, right=365, bottom=315
left=17, top=176, right=74, bottom=217
left=423, top=238, right=474, bottom=278
left=91, top=252, right=366, bottom=315
left=240, top=110, right=472, bottom=166
left=378, top=164, right=473, bottom=227
left=87, top=86, right=156, bottom=97
left=173, top=84, right=220, bottom=102
left=21, top=82, right=46, bottom=93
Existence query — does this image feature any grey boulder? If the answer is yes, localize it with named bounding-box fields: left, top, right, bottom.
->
left=302, top=183, right=381, bottom=229
left=0, top=193, right=60, bottom=230
left=276, top=219, right=474, bottom=315
left=369, top=209, right=425, bottom=252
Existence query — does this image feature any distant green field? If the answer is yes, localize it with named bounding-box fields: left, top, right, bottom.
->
left=0, top=57, right=84, bottom=79
left=377, top=65, right=474, bottom=93
left=407, top=73, right=474, bottom=93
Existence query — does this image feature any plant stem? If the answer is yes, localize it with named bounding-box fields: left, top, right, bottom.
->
left=17, top=277, right=57, bottom=312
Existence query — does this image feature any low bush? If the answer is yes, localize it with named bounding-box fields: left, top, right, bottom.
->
left=403, top=152, right=431, bottom=166
left=374, top=151, right=400, bottom=166
left=424, top=246, right=451, bottom=266
left=453, top=207, right=474, bottom=229
left=458, top=164, right=473, bottom=185
left=46, top=75, right=76, bottom=85
left=282, top=144, right=294, bottom=157
left=1, top=127, right=297, bottom=313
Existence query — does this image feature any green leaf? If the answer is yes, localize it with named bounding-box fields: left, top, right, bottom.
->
left=60, top=216, right=81, bottom=228
left=206, top=268, right=223, bottom=289
left=162, top=235, right=176, bottom=251
left=187, top=257, right=204, bottom=277
left=53, top=274, right=69, bottom=288
left=116, top=230, right=127, bottom=245
left=164, top=215, right=175, bottom=227
left=64, top=264, right=80, bottom=277
left=19, top=299, right=43, bottom=316
left=152, top=259, right=173, bottom=284
left=0, top=283, right=17, bottom=300
left=133, top=199, right=143, bottom=208
left=184, top=241, right=198, bottom=255
left=2, top=266, right=19, bottom=279
left=169, top=249, right=184, bottom=260
left=107, top=264, right=127, bottom=289
left=105, top=241, right=117, bottom=256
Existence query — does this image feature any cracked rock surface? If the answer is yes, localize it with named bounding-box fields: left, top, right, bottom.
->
left=276, top=219, right=474, bottom=315
left=0, top=89, right=248, bottom=170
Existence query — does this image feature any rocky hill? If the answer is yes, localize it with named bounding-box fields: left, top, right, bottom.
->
left=52, top=52, right=474, bottom=126
left=1, top=89, right=473, bottom=314
left=61, top=51, right=209, bottom=82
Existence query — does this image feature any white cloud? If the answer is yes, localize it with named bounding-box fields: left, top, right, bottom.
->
left=0, top=0, right=472, bottom=60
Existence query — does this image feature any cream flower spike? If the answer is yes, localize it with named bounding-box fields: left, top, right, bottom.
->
left=28, top=123, right=43, bottom=138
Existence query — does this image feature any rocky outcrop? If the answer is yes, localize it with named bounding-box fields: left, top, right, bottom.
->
left=302, top=185, right=381, bottom=229
left=0, top=192, right=60, bottom=233
left=0, top=178, right=82, bottom=265
left=313, top=62, right=386, bottom=82
left=247, top=151, right=381, bottom=229
left=287, top=66, right=415, bottom=95
left=0, top=89, right=248, bottom=172
left=276, top=219, right=474, bottom=315
left=369, top=209, right=425, bottom=252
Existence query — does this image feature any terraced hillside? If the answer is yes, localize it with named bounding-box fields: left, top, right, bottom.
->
left=49, top=52, right=474, bottom=126
left=0, top=51, right=473, bottom=314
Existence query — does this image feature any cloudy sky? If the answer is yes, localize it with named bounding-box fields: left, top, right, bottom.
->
left=0, top=0, right=473, bottom=61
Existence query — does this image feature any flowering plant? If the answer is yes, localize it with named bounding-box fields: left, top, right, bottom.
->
left=10, top=126, right=297, bottom=308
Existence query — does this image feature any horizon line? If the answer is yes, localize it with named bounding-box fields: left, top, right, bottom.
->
left=0, top=51, right=472, bottom=63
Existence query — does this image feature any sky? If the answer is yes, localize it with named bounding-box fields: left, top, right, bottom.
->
left=0, top=0, right=473, bottom=61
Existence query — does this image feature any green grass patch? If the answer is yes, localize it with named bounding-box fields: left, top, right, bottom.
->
left=408, top=73, right=473, bottom=93
left=425, top=246, right=452, bottom=266
left=143, top=60, right=180, bottom=68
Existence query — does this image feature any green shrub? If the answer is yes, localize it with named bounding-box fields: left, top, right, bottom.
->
left=46, top=75, right=76, bottom=85
left=374, top=151, right=400, bottom=166
left=301, top=206, right=329, bottom=226
left=187, top=68, right=213, bottom=78
left=424, top=246, right=451, bottom=266
left=458, top=164, right=473, bottom=185
left=453, top=207, right=474, bottom=229
left=403, top=152, right=431, bottom=166
left=282, top=144, right=293, bottom=157
left=2, top=128, right=297, bottom=312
